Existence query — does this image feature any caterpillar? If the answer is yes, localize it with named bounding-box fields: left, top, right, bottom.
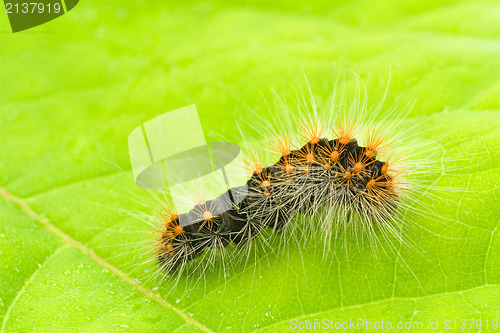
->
left=125, top=73, right=449, bottom=284
left=158, top=121, right=399, bottom=273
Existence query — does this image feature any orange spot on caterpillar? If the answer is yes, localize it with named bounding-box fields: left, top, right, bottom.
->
left=334, top=115, right=358, bottom=145
left=166, top=244, right=174, bottom=251
left=203, top=211, right=213, bottom=220
left=381, top=164, right=388, bottom=174
left=294, top=142, right=317, bottom=166
left=353, top=162, right=364, bottom=173
left=262, top=180, right=271, bottom=188
left=344, top=171, right=352, bottom=180
left=243, top=147, right=265, bottom=174
left=264, top=192, right=270, bottom=197
left=339, top=137, right=351, bottom=145
left=173, top=225, right=184, bottom=236
left=191, top=201, right=219, bottom=230
left=364, top=174, right=397, bottom=201
left=365, top=127, right=392, bottom=156
left=365, top=149, right=376, bottom=158
left=285, top=164, right=294, bottom=173
left=162, top=212, right=184, bottom=238
left=159, top=205, right=179, bottom=224
left=317, top=139, right=344, bottom=166
left=273, top=136, right=293, bottom=156
left=380, top=153, right=405, bottom=179
left=366, top=179, right=376, bottom=189
left=330, top=150, right=340, bottom=161
left=299, top=117, right=323, bottom=145
left=324, top=163, right=331, bottom=170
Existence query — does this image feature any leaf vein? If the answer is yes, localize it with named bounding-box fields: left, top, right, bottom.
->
left=0, top=188, right=214, bottom=333
left=0, top=245, right=67, bottom=332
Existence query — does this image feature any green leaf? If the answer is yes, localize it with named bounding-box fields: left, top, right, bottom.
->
left=1, top=1, right=499, bottom=332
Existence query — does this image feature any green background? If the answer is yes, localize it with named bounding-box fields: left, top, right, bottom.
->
left=1, top=0, right=499, bottom=332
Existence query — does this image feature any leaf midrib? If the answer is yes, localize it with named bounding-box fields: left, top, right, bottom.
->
left=2, top=109, right=498, bottom=332
left=2, top=185, right=498, bottom=332
left=0, top=187, right=215, bottom=333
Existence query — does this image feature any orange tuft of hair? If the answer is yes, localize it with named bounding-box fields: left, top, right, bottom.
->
left=294, top=143, right=317, bottom=166
left=154, top=204, right=183, bottom=243
left=261, top=180, right=271, bottom=188
left=284, top=164, right=294, bottom=173
left=333, top=115, right=358, bottom=145
left=381, top=153, right=406, bottom=180
left=364, top=174, right=399, bottom=203
left=353, top=162, right=364, bottom=174
left=316, top=139, right=344, bottom=165
left=271, top=135, right=293, bottom=157
left=162, top=216, right=184, bottom=238
left=244, top=149, right=264, bottom=175
left=159, top=204, right=178, bottom=224
left=347, top=154, right=373, bottom=177
left=299, top=117, right=323, bottom=145
left=192, top=201, right=219, bottom=230
left=365, top=128, right=392, bottom=158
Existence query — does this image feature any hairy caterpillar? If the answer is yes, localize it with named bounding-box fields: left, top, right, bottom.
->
left=158, top=121, right=400, bottom=273
left=124, top=73, right=451, bottom=287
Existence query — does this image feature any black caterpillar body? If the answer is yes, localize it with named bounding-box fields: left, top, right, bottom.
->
left=159, top=137, right=397, bottom=272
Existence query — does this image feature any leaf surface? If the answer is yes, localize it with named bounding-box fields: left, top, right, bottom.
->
left=1, top=1, right=499, bottom=331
